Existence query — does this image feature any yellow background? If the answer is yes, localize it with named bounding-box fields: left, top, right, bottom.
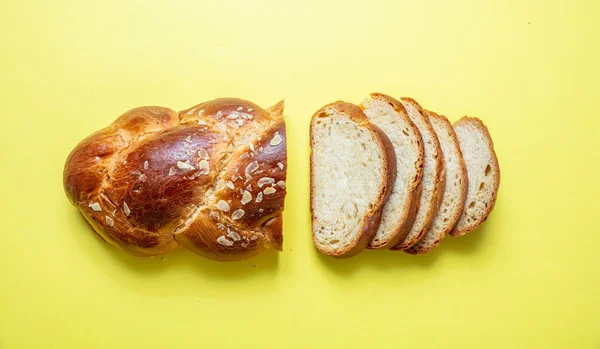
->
left=1, top=0, right=599, bottom=348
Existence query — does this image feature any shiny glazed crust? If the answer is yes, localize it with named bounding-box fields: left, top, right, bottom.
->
left=64, top=98, right=287, bottom=261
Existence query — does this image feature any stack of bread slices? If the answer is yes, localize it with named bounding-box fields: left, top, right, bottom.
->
left=310, top=93, right=500, bottom=257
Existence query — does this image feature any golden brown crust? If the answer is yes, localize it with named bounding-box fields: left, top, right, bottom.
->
left=310, top=101, right=397, bottom=258
left=362, top=93, right=425, bottom=249
left=391, top=98, right=445, bottom=251
left=63, top=99, right=286, bottom=261
left=450, top=116, right=500, bottom=237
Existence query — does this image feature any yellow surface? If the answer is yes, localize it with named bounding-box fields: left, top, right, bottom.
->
left=1, top=0, right=599, bottom=348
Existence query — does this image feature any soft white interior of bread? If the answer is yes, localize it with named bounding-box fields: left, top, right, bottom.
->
left=399, top=100, right=441, bottom=246
left=362, top=98, right=420, bottom=247
left=453, top=120, right=498, bottom=232
left=311, top=111, right=385, bottom=253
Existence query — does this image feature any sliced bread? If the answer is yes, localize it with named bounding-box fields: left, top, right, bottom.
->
left=310, top=101, right=397, bottom=257
left=360, top=93, right=424, bottom=249
left=391, top=98, right=445, bottom=251
left=450, top=117, right=500, bottom=236
left=405, top=110, right=468, bottom=254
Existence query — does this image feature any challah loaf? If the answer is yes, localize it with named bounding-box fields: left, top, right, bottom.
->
left=63, top=98, right=287, bottom=261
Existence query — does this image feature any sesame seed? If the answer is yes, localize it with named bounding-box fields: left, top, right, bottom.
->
left=188, top=108, right=196, bottom=115
left=228, top=229, right=241, bottom=241
left=231, top=209, right=245, bottom=220
left=198, top=109, right=204, bottom=116
left=168, top=167, right=177, bottom=176
left=216, top=236, right=233, bottom=246
left=255, top=192, right=263, bottom=203
left=217, top=200, right=230, bottom=212
left=264, top=187, right=276, bottom=195
left=177, top=161, right=195, bottom=171
left=277, top=162, right=284, bottom=170
left=247, top=108, right=253, bottom=112
left=270, top=132, right=283, bottom=146
left=257, top=177, right=275, bottom=188
left=198, top=120, right=207, bottom=125
left=249, top=143, right=255, bottom=152
left=277, top=180, right=286, bottom=189
left=185, top=135, right=192, bottom=143
left=89, top=202, right=102, bottom=212
left=143, top=160, right=149, bottom=170
left=198, top=159, right=210, bottom=174
left=237, top=106, right=243, bottom=111
left=139, top=174, right=147, bottom=182
left=226, top=111, right=239, bottom=119
left=241, top=190, right=252, bottom=205
left=226, top=181, right=235, bottom=189
left=123, top=202, right=130, bottom=216
left=251, top=235, right=259, bottom=240
left=105, top=216, right=115, bottom=227
left=245, top=161, right=259, bottom=174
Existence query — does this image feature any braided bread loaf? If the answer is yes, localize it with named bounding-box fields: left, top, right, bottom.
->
left=63, top=98, right=287, bottom=261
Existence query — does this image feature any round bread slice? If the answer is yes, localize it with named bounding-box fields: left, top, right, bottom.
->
left=450, top=117, right=500, bottom=236
left=405, top=110, right=467, bottom=254
left=310, top=101, right=397, bottom=257
left=391, top=98, right=445, bottom=251
left=360, top=93, right=424, bottom=249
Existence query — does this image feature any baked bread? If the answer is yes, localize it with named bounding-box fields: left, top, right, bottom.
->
left=360, top=93, right=424, bottom=249
left=310, top=101, right=396, bottom=257
left=391, top=98, right=445, bottom=250
left=405, top=110, right=467, bottom=254
left=450, top=117, right=500, bottom=236
left=63, top=98, right=287, bottom=261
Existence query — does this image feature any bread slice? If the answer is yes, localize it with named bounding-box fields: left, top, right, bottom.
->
left=405, top=110, right=467, bottom=254
left=391, top=98, right=445, bottom=251
left=450, top=117, right=500, bottom=236
left=360, top=93, right=424, bottom=249
left=310, top=101, right=397, bottom=257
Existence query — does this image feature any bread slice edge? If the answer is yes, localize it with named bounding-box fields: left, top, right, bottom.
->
left=310, top=101, right=397, bottom=257
left=450, top=116, right=500, bottom=237
left=361, top=93, right=424, bottom=249
left=391, top=98, right=445, bottom=251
